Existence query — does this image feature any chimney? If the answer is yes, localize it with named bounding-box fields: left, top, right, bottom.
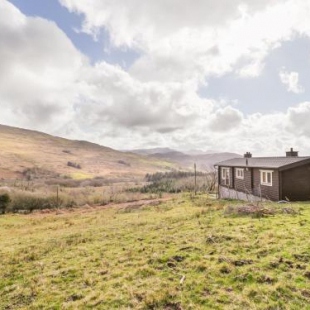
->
left=244, top=152, right=252, bottom=158
left=286, top=148, right=298, bottom=157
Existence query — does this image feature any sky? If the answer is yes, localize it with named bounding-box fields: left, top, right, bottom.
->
left=1, top=0, right=310, bottom=155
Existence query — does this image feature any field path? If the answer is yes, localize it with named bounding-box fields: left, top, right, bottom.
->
left=30, top=196, right=174, bottom=217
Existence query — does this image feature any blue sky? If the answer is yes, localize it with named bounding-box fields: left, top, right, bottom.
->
left=1, top=0, right=310, bottom=155
left=203, top=36, right=310, bottom=114
left=9, top=0, right=139, bottom=66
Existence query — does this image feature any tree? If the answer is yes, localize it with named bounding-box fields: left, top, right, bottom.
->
left=0, top=193, right=11, bottom=214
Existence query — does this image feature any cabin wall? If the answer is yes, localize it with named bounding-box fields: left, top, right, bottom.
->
left=218, top=166, right=281, bottom=201
left=234, top=168, right=252, bottom=194
left=252, top=169, right=280, bottom=201
left=219, top=186, right=266, bottom=202
left=282, top=164, right=310, bottom=201
left=218, top=162, right=310, bottom=201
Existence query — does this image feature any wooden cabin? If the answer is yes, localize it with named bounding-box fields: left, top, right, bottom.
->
left=215, top=148, right=310, bottom=201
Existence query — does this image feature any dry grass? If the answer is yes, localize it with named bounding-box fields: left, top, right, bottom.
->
left=0, top=195, right=310, bottom=309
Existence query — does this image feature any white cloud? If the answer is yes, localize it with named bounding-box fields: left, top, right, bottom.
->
left=0, top=0, right=215, bottom=149
left=59, top=0, right=310, bottom=84
left=287, top=102, right=310, bottom=136
left=0, top=0, right=87, bottom=131
left=3, top=0, right=310, bottom=155
left=209, top=106, right=243, bottom=132
left=279, top=69, right=304, bottom=94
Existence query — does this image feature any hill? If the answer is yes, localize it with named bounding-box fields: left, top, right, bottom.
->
left=129, top=148, right=241, bottom=171
left=0, top=124, right=175, bottom=181
left=129, top=147, right=176, bottom=156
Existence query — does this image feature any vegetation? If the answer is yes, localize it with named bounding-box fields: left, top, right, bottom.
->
left=130, top=170, right=216, bottom=194
left=144, top=171, right=207, bottom=182
left=0, top=180, right=162, bottom=214
left=1, top=195, right=309, bottom=309
left=67, top=161, right=82, bottom=169
left=0, top=193, right=10, bottom=214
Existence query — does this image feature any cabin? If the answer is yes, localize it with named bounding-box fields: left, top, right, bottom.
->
left=215, top=148, right=310, bottom=201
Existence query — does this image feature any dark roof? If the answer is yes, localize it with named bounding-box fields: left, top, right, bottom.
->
left=215, top=156, right=310, bottom=171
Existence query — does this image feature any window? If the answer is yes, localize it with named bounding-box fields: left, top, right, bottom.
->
left=236, top=168, right=244, bottom=179
left=221, top=167, right=230, bottom=186
left=260, top=170, right=273, bottom=186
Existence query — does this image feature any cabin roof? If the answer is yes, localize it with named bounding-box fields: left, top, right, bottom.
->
left=215, top=156, right=310, bottom=171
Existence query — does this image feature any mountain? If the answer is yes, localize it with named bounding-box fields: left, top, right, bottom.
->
left=128, top=148, right=241, bottom=171
left=183, top=149, right=219, bottom=155
left=0, top=125, right=176, bottom=180
left=129, top=147, right=176, bottom=155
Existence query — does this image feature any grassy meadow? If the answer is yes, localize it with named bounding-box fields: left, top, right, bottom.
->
left=0, top=195, right=310, bottom=309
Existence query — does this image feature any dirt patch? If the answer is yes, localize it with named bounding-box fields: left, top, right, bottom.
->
left=27, top=197, right=173, bottom=218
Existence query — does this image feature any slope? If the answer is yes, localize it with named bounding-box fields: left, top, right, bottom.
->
left=0, top=124, right=175, bottom=180
left=130, top=148, right=241, bottom=171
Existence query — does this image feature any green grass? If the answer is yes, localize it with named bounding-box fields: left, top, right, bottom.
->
left=0, top=195, right=310, bottom=309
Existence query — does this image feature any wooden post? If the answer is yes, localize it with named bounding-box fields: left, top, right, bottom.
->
left=56, top=185, right=59, bottom=207
left=194, top=163, right=197, bottom=195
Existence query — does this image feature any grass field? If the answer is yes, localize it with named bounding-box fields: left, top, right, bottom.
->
left=1, top=195, right=310, bottom=309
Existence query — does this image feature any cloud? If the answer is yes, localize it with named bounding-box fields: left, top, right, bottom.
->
left=287, top=102, right=310, bottom=136
left=0, top=0, right=87, bottom=130
left=3, top=0, right=310, bottom=156
left=279, top=69, right=304, bottom=93
left=0, top=0, right=215, bottom=148
left=59, top=0, right=274, bottom=45
left=208, top=106, right=243, bottom=132
left=59, top=0, right=310, bottom=84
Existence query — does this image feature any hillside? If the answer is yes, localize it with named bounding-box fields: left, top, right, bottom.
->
left=129, top=147, right=176, bottom=156
left=130, top=148, right=241, bottom=171
left=0, top=124, right=175, bottom=181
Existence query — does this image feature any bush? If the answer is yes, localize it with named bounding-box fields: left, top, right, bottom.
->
left=7, top=191, right=77, bottom=213
left=22, top=167, right=59, bottom=181
left=145, top=171, right=206, bottom=182
left=45, top=178, right=82, bottom=188
left=67, top=161, right=81, bottom=169
left=0, top=193, right=10, bottom=214
left=117, top=160, right=131, bottom=167
left=8, top=193, right=58, bottom=213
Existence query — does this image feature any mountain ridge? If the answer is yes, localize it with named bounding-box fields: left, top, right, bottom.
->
left=0, top=124, right=241, bottom=180
left=128, top=148, right=241, bottom=171
left=0, top=124, right=175, bottom=180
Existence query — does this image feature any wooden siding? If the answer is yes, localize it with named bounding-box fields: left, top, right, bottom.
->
left=234, top=168, right=252, bottom=194
left=252, top=169, right=280, bottom=201
left=218, top=161, right=310, bottom=201
left=282, top=164, right=310, bottom=201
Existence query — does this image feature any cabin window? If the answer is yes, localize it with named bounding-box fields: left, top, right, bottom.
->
left=221, top=167, right=230, bottom=186
left=236, top=168, right=244, bottom=179
left=260, top=170, right=273, bottom=186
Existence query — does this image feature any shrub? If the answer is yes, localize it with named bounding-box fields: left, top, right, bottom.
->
left=0, top=193, right=10, bottom=214
left=67, top=161, right=81, bottom=169
left=7, top=191, right=77, bottom=213
left=117, top=160, right=131, bottom=167
left=8, top=193, right=58, bottom=213
left=45, top=178, right=82, bottom=188
left=22, top=167, right=59, bottom=181
left=139, top=170, right=217, bottom=194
